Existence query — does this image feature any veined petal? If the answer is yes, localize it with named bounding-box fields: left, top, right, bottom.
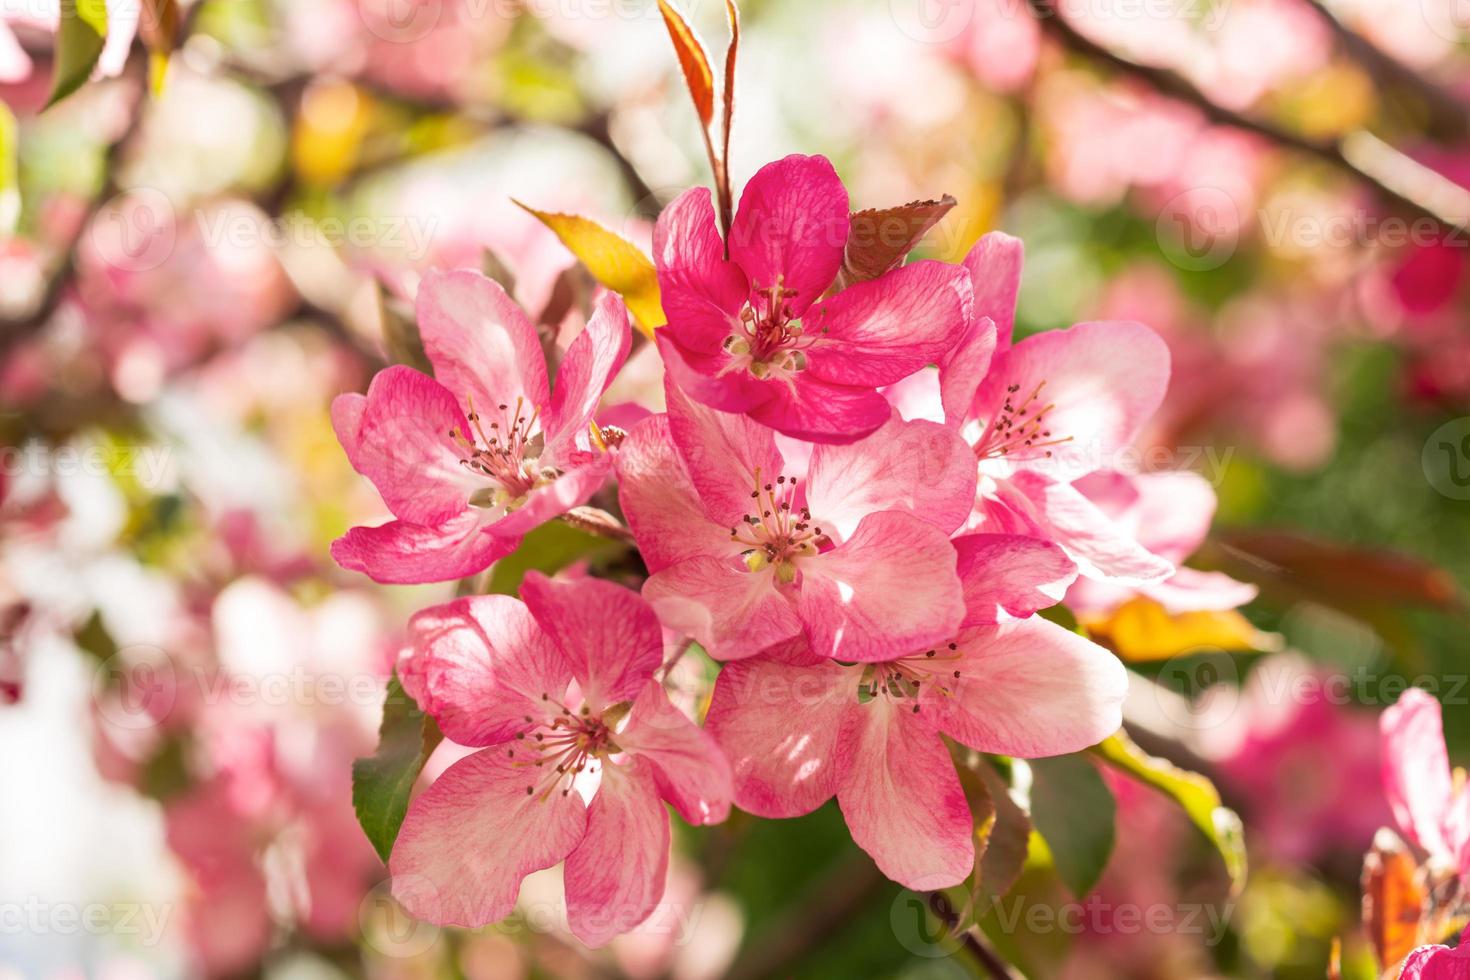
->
left=617, top=414, right=737, bottom=573
left=416, top=269, right=550, bottom=422
left=563, top=758, right=670, bottom=948
left=931, top=619, right=1127, bottom=757
left=642, top=556, right=803, bottom=662
left=542, top=292, right=632, bottom=466
left=1382, top=689, right=1455, bottom=861
left=656, top=332, right=774, bottom=414
left=797, top=511, right=964, bottom=662
left=665, top=376, right=785, bottom=527
left=520, top=573, right=663, bottom=710
left=1003, top=471, right=1174, bottom=585
left=940, top=316, right=998, bottom=426
left=618, top=681, right=733, bottom=825
left=482, top=455, right=614, bottom=540
left=399, top=595, right=571, bottom=747
left=389, top=748, right=587, bottom=927
left=836, top=700, right=973, bottom=889
left=728, top=154, right=849, bottom=316
left=654, top=186, right=748, bottom=355
left=747, top=375, right=891, bottom=445
left=330, top=512, right=519, bottom=585
left=962, top=231, right=1023, bottom=351
left=953, top=533, right=1077, bottom=625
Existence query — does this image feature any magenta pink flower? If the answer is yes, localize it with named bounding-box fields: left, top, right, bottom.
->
left=617, top=378, right=977, bottom=662
left=654, top=154, right=973, bottom=444
left=389, top=573, right=731, bottom=945
left=931, top=232, right=1176, bottom=585
left=331, top=271, right=631, bottom=583
left=1401, top=926, right=1470, bottom=979
left=704, top=533, right=1123, bottom=888
left=1381, top=688, right=1470, bottom=878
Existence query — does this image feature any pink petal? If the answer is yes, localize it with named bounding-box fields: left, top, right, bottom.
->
left=1382, top=689, right=1455, bottom=860
left=1399, top=927, right=1470, bottom=979
left=330, top=392, right=368, bottom=471
left=389, top=748, right=587, bottom=927
left=940, top=315, right=998, bottom=425
left=705, top=640, right=854, bottom=818
left=1142, top=566, right=1258, bottom=615
left=1113, top=470, right=1216, bottom=562
left=728, top=154, right=849, bottom=315
left=747, top=375, right=892, bottom=445
left=654, top=186, right=748, bottom=355
left=797, top=511, right=965, bottom=662
left=1003, top=471, right=1174, bottom=585
left=836, top=702, right=973, bottom=889
left=806, top=413, right=977, bottom=541
left=520, top=573, right=663, bottom=710
left=953, top=533, right=1077, bottom=625
left=656, top=332, right=773, bottom=414
left=617, top=414, right=736, bottom=573
left=0, top=23, right=32, bottom=83
left=483, top=455, right=614, bottom=539
left=969, top=321, right=1170, bottom=481
left=399, top=595, right=571, bottom=747
left=962, top=231, right=1023, bottom=351
left=542, top=292, right=632, bottom=466
left=643, top=556, right=803, bottom=662
left=563, top=758, right=670, bottom=947
left=416, top=268, right=550, bottom=422
left=883, top=367, right=946, bottom=424
left=804, top=260, right=972, bottom=387
left=345, top=365, right=480, bottom=526
left=617, top=681, right=733, bottom=825
left=932, top=619, right=1127, bottom=757
left=666, top=376, right=785, bottom=527
left=330, top=512, right=519, bottom=584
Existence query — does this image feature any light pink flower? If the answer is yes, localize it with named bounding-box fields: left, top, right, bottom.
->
left=331, top=271, right=631, bottom=583
left=1401, top=926, right=1470, bottom=979
left=1381, top=688, right=1470, bottom=878
left=705, top=535, right=1124, bottom=888
left=932, top=233, right=1176, bottom=586
left=617, top=377, right=977, bottom=662
left=654, top=154, right=973, bottom=443
left=390, top=573, right=731, bottom=945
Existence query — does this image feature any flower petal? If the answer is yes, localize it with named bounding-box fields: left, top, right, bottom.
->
left=330, top=512, right=519, bottom=585
left=399, top=595, right=571, bottom=747
left=654, top=186, right=748, bottom=355
left=1381, top=689, right=1455, bottom=860
left=797, top=511, right=965, bottom=662
left=666, top=375, right=785, bottom=527
left=617, top=681, right=733, bottom=825
left=542, top=292, right=632, bottom=466
left=617, top=414, right=736, bottom=573
left=962, top=231, right=1023, bottom=351
left=940, top=315, right=998, bottom=425
left=1003, top=471, right=1174, bottom=585
left=747, top=375, right=892, bottom=445
left=953, top=533, right=1077, bottom=625
left=806, top=413, right=978, bottom=541
left=563, top=758, right=670, bottom=948
left=643, top=556, right=803, bottom=662
left=416, top=268, right=550, bottom=421
left=656, top=331, right=773, bottom=414
left=836, top=702, right=973, bottom=889
left=932, top=619, right=1127, bottom=757
left=520, top=572, right=663, bottom=710
left=804, top=260, right=972, bottom=387
left=728, top=154, right=849, bottom=315
left=389, top=748, right=587, bottom=927
left=482, top=455, right=614, bottom=539
left=706, top=641, right=854, bottom=818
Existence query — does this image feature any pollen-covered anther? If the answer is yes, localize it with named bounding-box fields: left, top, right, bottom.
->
left=452, top=394, right=546, bottom=505
left=719, top=276, right=818, bottom=384
left=510, top=692, right=617, bottom=802
left=975, top=379, right=1074, bottom=462
left=729, top=469, right=825, bottom=582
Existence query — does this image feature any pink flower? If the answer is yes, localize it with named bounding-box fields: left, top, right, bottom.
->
left=617, top=377, right=977, bottom=662
left=1381, top=688, right=1470, bottom=878
left=704, top=534, right=1125, bottom=888
left=331, top=271, right=631, bottom=583
left=389, top=573, right=732, bottom=945
left=1401, top=926, right=1470, bottom=979
left=930, top=232, right=1176, bottom=586
left=654, top=154, right=973, bottom=443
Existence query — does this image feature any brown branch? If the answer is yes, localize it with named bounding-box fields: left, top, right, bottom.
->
left=1026, top=0, right=1470, bottom=233
left=928, top=891, right=1025, bottom=980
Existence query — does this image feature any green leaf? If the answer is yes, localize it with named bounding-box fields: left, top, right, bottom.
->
left=487, top=519, right=625, bottom=596
left=47, top=0, right=108, bottom=109
left=1090, top=731, right=1247, bottom=894
left=0, top=102, right=17, bottom=235
left=1027, top=754, right=1116, bottom=898
left=953, top=750, right=1032, bottom=920
left=352, top=673, right=443, bottom=863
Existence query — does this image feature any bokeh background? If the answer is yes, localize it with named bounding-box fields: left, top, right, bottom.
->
left=3, top=0, right=1470, bottom=976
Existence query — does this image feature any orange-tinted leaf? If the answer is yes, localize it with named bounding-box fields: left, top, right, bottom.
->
left=716, top=0, right=739, bottom=238
left=839, top=196, right=957, bottom=287
left=657, top=0, right=716, bottom=130
left=1219, top=530, right=1461, bottom=612
left=515, top=203, right=664, bottom=336
left=1361, top=828, right=1427, bottom=973
left=1083, top=596, right=1279, bottom=662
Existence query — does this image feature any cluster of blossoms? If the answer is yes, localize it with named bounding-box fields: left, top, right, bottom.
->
left=333, top=153, right=1251, bottom=942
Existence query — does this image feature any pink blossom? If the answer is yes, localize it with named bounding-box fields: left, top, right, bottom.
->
left=331, top=271, right=631, bottom=583
left=1381, top=688, right=1470, bottom=878
left=704, top=535, right=1124, bottom=888
left=654, top=154, right=973, bottom=443
left=1401, top=926, right=1470, bottom=979
left=389, top=573, right=731, bottom=945
left=617, top=377, right=977, bottom=662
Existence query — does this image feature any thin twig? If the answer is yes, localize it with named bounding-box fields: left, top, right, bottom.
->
left=928, top=891, right=1024, bottom=980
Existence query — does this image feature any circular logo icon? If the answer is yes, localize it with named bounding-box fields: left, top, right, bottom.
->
left=87, top=188, right=177, bottom=274
left=1422, top=417, right=1470, bottom=500
left=888, top=0, right=975, bottom=44
left=1152, top=648, right=1240, bottom=732
left=1422, top=0, right=1470, bottom=42
left=890, top=878, right=968, bottom=959
left=359, top=0, right=444, bottom=44
left=359, top=875, right=442, bottom=958
left=1155, top=187, right=1241, bottom=272
left=93, top=644, right=177, bottom=732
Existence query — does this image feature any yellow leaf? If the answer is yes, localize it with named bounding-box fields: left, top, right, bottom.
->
left=515, top=203, right=664, bottom=336
left=1083, top=596, right=1277, bottom=662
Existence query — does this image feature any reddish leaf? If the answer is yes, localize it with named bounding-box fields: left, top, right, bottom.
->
left=839, top=196, right=957, bottom=287
left=657, top=0, right=716, bottom=130
left=1361, top=829, right=1427, bottom=973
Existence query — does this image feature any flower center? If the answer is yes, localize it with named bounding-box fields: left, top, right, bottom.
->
left=507, top=694, right=618, bottom=801
left=973, top=380, right=1074, bottom=462
left=728, top=470, right=827, bottom=584
left=719, top=278, right=827, bottom=384
left=449, top=395, right=557, bottom=509
left=856, top=643, right=966, bottom=715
